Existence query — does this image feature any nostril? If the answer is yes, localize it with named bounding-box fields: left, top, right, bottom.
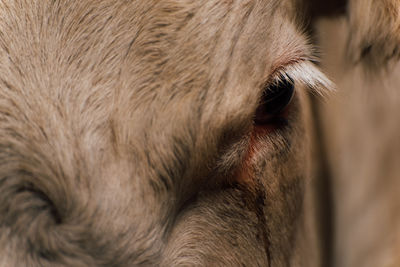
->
left=254, top=75, right=295, bottom=125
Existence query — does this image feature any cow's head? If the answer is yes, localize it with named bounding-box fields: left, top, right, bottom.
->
left=0, top=0, right=398, bottom=266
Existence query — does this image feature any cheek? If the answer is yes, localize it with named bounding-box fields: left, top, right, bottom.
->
left=252, top=88, right=313, bottom=259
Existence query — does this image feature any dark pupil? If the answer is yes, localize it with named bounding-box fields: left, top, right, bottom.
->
left=254, top=76, right=294, bottom=124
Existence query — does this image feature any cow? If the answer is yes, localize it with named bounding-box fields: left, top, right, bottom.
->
left=0, top=0, right=398, bottom=266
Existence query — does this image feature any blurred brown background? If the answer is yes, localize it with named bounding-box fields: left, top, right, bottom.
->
left=315, top=17, right=400, bottom=267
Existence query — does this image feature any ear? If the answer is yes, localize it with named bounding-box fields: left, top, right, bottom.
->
left=347, top=0, right=400, bottom=69
left=306, top=0, right=400, bottom=69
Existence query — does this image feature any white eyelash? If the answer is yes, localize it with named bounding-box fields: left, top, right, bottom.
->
left=276, top=61, right=335, bottom=97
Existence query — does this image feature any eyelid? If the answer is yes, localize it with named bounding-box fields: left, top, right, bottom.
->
left=267, top=73, right=295, bottom=89
left=273, top=61, right=335, bottom=97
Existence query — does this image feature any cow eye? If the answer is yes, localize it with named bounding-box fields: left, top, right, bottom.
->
left=254, top=75, right=295, bottom=125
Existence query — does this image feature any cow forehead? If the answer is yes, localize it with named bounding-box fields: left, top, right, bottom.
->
left=114, top=0, right=309, bottom=139
left=0, top=0, right=306, bottom=109
left=0, top=0, right=309, bottom=187
left=0, top=0, right=308, bottom=164
left=107, top=0, right=310, bottom=163
left=124, top=0, right=306, bottom=96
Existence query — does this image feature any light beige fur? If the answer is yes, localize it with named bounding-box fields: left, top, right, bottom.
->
left=0, top=0, right=398, bottom=266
